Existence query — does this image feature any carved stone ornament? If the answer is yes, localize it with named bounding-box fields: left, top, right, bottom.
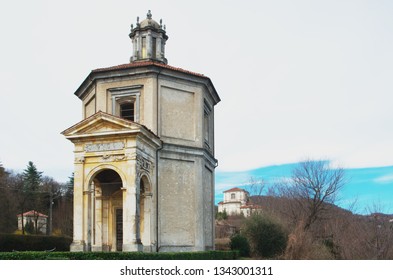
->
left=101, top=154, right=126, bottom=162
left=114, top=155, right=126, bottom=161
left=136, top=154, right=153, bottom=175
left=75, top=156, right=85, bottom=163
left=102, top=154, right=111, bottom=161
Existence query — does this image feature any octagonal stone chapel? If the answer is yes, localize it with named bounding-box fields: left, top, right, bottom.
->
left=62, top=11, right=220, bottom=252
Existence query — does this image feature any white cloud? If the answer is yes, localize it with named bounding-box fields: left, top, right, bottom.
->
left=374, top=174, right=393, bottom=184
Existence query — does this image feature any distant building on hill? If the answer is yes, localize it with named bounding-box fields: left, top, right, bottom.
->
left=217, top=187, right=260, bottom=217
left=17, top=210, right=48, bottom=234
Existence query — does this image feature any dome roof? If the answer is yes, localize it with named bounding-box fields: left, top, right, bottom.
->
left=139, top=10, right=160, bottom=29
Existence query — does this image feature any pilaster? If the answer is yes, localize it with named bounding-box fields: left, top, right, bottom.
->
left=122, top=182, right=143, bottom=252
left=70, top=157, right=85, bottom=252
left=92, top=194, right=103, bottom=251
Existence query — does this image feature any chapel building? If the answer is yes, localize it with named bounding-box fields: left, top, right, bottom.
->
left=217, top=188, right=260, bottom=217
left=62, top=11, right=220, bottom=252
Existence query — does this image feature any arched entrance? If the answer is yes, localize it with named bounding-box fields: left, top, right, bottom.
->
left=90, top=169, right=123, bottom=252
left=139, top=175, right=153, bottom=251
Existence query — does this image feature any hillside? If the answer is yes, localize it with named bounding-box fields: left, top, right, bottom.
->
left=216, top=195, right=393, bottom=259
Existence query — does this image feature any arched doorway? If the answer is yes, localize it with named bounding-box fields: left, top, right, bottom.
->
left=91, top=169, right=123, bottom=252
left=139, top=175, right=152, bottom=250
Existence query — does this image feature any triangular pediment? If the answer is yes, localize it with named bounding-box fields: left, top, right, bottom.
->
left=62, top=111, right=142, bottom=138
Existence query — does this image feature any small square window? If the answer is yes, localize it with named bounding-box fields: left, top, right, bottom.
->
left=109, top=86, right=141, bottom=123
left=120, top=102, right=135, bottom=121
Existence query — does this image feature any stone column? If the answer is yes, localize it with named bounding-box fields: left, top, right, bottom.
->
left=136, top=33, right=140, bottom=60
left=135, top=93, right=140, bottom=122
left=133, top=37, right=138, bottom=59
left=161, top=39, right=166, bottom=59
left=122, top=180, right=142, bottom=252
left=157, top=36, right=162, bottom=60
left=102, top=199, right=109, bottom=251
left=143, top=193, right=152, bottom=251
left=85, top=182, right=93, bottom=251
left=146, top=31, right=152, bottom=59
left=70, top=158, right=85, bottom=252
left=92, top=194, right=102, bottom=251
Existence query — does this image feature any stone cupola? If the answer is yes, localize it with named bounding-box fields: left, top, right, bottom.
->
left=129, top=10, right=168, bottom=64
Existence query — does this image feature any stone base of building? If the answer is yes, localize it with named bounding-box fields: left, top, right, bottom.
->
left=70, top=240, right=85, bottom=252
left=158, top=246, right=198, bottom=252
left=123, top=242, right=143, bottom=252
left=91, top=244, right=111, bottom=252
left=143, top=245, right=156, bottom=252
left=102, top=244, right=111, bottom=252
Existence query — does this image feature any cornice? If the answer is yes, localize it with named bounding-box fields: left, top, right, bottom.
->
left=74, top=62, right=221, bottom=105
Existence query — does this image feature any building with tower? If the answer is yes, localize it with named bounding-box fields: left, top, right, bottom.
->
left=218, top=188, right=261, bottom=217
left=62, top=11, right=220, bottom=252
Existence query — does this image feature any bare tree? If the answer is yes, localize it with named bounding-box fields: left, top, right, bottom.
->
left=8, top=173, right=28, bottom=234
left=245, top=177, right=266, bottom=204
left=41, top=176, right=62, bottom=235
left=0, top=167, right=19, bottom=233
left=278, top=160, right=346, bottom=230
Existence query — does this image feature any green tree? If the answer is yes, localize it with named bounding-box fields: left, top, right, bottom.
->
left=242, top=213, right=288, bottom=258
left=66, top=172, right=74, bottom=197
left=230, top=234, right=250, bottom=257
left=22, top=161, right=42, bottom=192
left=216, top=209, right=228, bottom=220
left=22, top=161, right=44, bottom=234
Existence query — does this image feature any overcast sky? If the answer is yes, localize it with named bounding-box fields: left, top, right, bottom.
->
left=1, top=0, right=392, bottom=183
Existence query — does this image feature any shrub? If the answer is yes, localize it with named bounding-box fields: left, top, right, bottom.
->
left=284, top=222, right=335, bottom=260
left=242, top=213, right=287, bottom=258
left=229, top=234, right=250, bottom=257
left=24, top=221, right=35, bottom=234
left=216, top=210, right=228, bottom=220
left=0, top=250, right=240, bottom=260
left=52, top=228, right=63, bottom=236
left=0, top=234, right=72, bottom=252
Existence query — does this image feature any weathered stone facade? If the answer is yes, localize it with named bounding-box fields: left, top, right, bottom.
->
left=62, top=11, right=220, bottom=252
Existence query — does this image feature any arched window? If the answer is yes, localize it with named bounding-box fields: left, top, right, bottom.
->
left=231, top=193, right=236, bottom=200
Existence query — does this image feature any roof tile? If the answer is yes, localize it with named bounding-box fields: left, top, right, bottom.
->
left=92, top=61, right=206, bottom=78
left=223, top=187, right=246, bottom=193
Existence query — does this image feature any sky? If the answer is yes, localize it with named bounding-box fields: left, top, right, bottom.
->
left=215, top=164, right=393, bottom=214
left=0, top=1, right=392, bottom=213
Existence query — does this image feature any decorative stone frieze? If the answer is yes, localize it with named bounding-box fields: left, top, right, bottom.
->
left=101, top=154, right=126, bottom=162
left=85, top=142, right=124, bottom=152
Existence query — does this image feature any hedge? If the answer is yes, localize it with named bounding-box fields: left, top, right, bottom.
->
left=0, top=234, right=72, bottom=252
left=0, top=250, right=239, bottom=260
